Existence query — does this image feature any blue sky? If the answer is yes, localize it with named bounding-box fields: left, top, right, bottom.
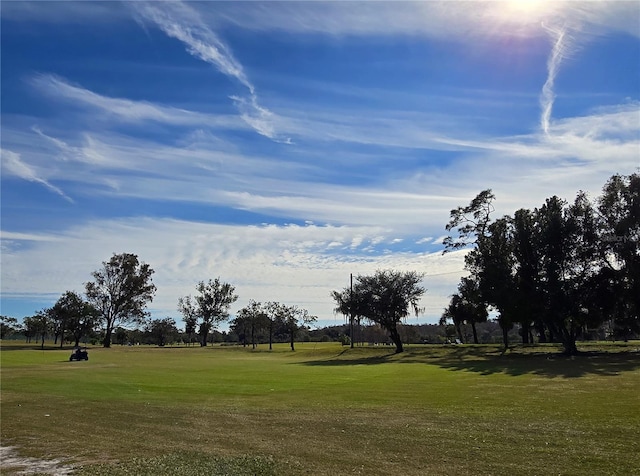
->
left=1, top=1, right=639, bottom=329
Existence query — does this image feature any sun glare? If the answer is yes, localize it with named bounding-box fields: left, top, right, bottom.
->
left=504, top=0, right=549, bottom=17
left=491, top=0, right=555, bottom=31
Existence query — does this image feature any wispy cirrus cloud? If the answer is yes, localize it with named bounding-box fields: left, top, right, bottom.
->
left=197, top=1, right=639, bottom=40
left=0, top=149, right=74, bottom=202
left=0, top=216, right=467, bottom=323
left=31, top=74, right=243, bottom=129
left=130, top=0, right=289, bottom=142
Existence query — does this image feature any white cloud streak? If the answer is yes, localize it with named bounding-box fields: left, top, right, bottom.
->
left=130, top=0, right=287, bottom=142
left=196, top=1, right=640, bottom=40
left=132, top=1, right=253, bottom=93
left=0, top=149, right=74, bottom=202
left=540, top=24, right=569, bottom=135
left=31, top=74, right=243, bottom=129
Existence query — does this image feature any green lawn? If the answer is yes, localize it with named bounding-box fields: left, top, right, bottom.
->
left=1, top=341, right=639, bottom=475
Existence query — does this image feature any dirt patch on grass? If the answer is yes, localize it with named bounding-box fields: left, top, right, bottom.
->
left=0, top=446, right=75, bottom=475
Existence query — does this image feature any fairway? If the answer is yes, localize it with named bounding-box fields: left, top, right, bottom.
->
left=1, top=343, right=639, bottom=475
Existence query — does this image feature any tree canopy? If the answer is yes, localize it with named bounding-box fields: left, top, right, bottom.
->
left=333, top=270, right=425, bottom=353
left=178, top=278, right=238, bottom=346
left=443, top=172, right=639, bottom=354
left=85, top=253, right=156, bottom=348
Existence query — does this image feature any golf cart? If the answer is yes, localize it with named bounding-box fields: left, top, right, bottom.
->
left=69, top=347, right=89, bottom=361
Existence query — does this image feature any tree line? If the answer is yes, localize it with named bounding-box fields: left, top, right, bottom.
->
left=440, top=172, right=638, bottom=354
left=2, top=254, right=318, bottom=350
left=1, top=172, right=637, bottom=355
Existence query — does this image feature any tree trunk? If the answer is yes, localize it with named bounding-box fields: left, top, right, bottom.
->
left=471, top=322, right=479, bottom=344
left=536, top=321, right=547, bottom=343
left=501, top=325, right=509, bottom=350
left=251, top=323, right=256, bottom=349
left=455, top=321, right=464, bottom=343
left=521, top=323, right=530, bottom=344
left=290, top=328, right=295, bottom=351
left=103, top=320, right=113, bottom=348
left=389, top=325, right=403, bottom=354
left=269, top=320, right=273, bottom=351
left=559, top=326, right=578, bottom=355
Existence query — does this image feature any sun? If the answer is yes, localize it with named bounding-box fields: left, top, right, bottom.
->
left=509, top=0, right=544, bottom=12
left=504, top=0, right=550, bottom=17
left=491, top=0, right=556, bottom=31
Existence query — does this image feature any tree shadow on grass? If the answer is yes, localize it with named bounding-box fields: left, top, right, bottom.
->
left=426, top=351, right=640, bottom=378
left=300, top=346, right=640, bottom=378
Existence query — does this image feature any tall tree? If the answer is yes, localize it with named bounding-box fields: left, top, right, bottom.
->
left=331, top=286, right=367, bottom=347
left=334, top=270, right=425, bottom=353
left=50, top=291, right=100, bottom=347
left=29, top=310, right=52, bottom=349
left=275, top=304, right=317, bottom=351
left=183, top=313, right=198, bottom=346
left=599, top=173, right=640, bottom=339
left=22, top=316, right=37, bottom=343
left=0, top=316, right=19, bottom=339
left=443, top=189, right=495, bottom=252
left=232, top=300, right=268, bottom=349
left=440, top=294, right=467, bottom=343
left=443, top=190, right=496, bottom=344
left=85, top=253, right=156, bottom=348
left=264, top=301, right=286, bottom=350
left=536, top=196, right=579, bottom=353
left=512, top=208, right=543, bottom=343
left=178, top=278, right=238, bottom=346
left=441, top=277, right=488, bottom=344
left=477, top=217, right=517, bottom=349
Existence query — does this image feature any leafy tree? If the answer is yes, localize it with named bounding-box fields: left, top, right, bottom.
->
left=147, top=317, right=179, bottom=346
left=535, top=196, right=583, bottom=354
left=331, top=282, right=369, bottom=348
left=442, top=190, right=497, bottom=344
left=178, top=278, right=238, bottom=346
left=113, top=327, right=129, bottom=345
left=263, top=301, right=287, bottom=350
left=50, top=291, right=101, bottom=347
left=477, top=217, right=517, bottom=349
left=273, top=303, right=317, bottom=351
left=232, top=300, right=268, bottom=349
left=22, top=316, right=37, bottom=343
left=183, top=313, right=198, bottom=346
left=443, top=189, right=495, bottom=252
left=440, top=294, right=466, bottom=343
left=27, top=310, right=52, bottom=349
left=0, top=316, right=19, bottom=339
left=598, top=173, right=640, bottom=339
left=334, top=270, right=425, bottom=353
left=512, top=208, right=544, bottom=343
left=441, top=277, right=488, bottom=344
left=85, top=253, right=156, bottom=348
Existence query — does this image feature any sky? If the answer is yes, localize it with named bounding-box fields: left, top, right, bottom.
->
left=1, top=1, right=639, bottom=330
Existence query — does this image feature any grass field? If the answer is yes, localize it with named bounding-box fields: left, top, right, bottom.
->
left=1, top=341, right=639, bottom=475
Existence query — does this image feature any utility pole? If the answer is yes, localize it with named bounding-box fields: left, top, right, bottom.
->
left=350, top=273, right=354, bottom=349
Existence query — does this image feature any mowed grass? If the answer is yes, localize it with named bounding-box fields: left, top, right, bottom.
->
left=1, top=341, right=639, bottom=475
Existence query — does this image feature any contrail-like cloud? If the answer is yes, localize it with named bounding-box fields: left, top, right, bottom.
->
left=131, top=1, right=288, bottom=142
left=540, top=22, right=574, bottom=136
left=1, top=149, right=74, bottom=203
